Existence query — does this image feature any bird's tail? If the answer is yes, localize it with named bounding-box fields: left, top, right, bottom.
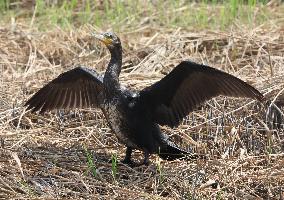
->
left=158, top=141, right=204, bottom=161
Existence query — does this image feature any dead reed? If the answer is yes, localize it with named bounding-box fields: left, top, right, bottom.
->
left=0, top=22, right=283, bottom=199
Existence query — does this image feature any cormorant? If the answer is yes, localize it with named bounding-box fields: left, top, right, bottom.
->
left=25, top=32, right=264, bottom=166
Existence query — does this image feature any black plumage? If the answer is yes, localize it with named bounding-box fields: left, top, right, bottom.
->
left=25, top=32, right=264, bottom=166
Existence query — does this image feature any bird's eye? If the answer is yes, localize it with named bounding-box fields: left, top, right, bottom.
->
left=105, top=33, right=113, bottom=39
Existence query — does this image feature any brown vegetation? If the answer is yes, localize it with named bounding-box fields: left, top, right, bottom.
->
left=0, top=21, right=284, bottom=199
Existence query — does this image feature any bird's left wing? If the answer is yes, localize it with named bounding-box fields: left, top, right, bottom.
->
left=138, top=61, right=263, bottom=128
left=25, top=66, right=104, bottom=113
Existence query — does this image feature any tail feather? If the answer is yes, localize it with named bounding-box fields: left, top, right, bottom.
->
left=158, top=142, right=205, bottom=161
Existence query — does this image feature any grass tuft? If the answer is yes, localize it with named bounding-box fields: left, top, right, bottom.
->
left=83, top=145, right=97, bottom=177
left=111, top=153, right=118, bottom=181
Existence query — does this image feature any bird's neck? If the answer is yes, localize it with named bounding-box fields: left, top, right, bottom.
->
left=104, top=47, right=122, bottom=91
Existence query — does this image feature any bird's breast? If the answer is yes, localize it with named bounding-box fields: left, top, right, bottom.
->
left=101, top=100, right=137, bottom=148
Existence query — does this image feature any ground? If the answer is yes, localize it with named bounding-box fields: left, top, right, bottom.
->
left=0, top=1, right=284, bottom=199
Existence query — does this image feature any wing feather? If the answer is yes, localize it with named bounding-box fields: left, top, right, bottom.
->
left=25, top=66, right=104, bottom=113
left=62, top=89, right=71, bottom=109
left=139, top=61, right=263, bottom=127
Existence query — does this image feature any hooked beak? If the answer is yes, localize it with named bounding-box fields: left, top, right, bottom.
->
left=92, top=33, right=112, bottom=46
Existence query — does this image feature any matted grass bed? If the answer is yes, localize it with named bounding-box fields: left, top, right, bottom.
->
left=0, top=22, right=283, bottom=199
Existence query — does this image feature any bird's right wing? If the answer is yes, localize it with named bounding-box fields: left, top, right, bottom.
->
left=25, top=66, right=104, bottom=113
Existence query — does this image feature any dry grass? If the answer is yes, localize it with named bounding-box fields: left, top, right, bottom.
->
left=0, top=21, right=284, bottom=199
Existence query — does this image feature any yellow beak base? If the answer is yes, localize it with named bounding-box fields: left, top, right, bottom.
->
left=92, top=33, right=113, bottom=46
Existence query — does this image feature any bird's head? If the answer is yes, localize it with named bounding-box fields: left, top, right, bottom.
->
left=92, top=32, right=121, bottom=51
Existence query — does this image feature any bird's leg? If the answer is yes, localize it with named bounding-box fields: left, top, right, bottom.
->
left=141, top=151, right=150, bottom=166
left=121, top=147, right=134, bottom=165
left=121, top=148, right=150, bottom=167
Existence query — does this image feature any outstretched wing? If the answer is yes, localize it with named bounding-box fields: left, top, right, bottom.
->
left=25, top=66, right=104, bottom=113
left=139, top=61, right=263, bottom=128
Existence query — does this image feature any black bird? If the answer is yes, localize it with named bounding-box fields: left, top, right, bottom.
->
left=25, top=32, right=263, bottom=166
